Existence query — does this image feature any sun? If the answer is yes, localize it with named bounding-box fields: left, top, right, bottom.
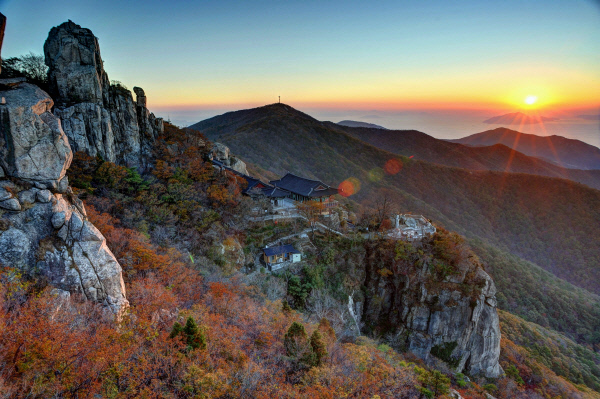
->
left=525, top=95, right=538, bottom=105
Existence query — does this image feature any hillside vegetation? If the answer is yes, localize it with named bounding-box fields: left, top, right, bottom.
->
left=500, top=310, right=600, bottom=394
left=190, top=103, right=600, bottom=347
left=190, top=104, right=600, bottom=295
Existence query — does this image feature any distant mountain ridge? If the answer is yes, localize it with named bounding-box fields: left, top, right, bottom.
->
left=337, top=120, right=387, bottom=129
left=450, top=127, right=600, bottom=170
left=483, top=111, right=558, bottom=125
left=331, top=123, right=600, bottom=189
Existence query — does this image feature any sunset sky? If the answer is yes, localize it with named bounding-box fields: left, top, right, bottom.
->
left=2, top=0, right=599, bottom=141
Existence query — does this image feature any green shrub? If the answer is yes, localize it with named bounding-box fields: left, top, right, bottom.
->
left=430, top=341, right=459, bottom=368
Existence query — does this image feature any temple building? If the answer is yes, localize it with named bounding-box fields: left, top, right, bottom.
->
left=269, top=173, right=339, bottom=211
left=212, top=158, right=339, bottom=211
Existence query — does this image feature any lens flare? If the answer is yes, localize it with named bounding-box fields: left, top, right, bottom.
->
left=338, top=177, right=361, bottom=197
left=384, top=158, right=403, bottom=175
left=368, top=167, right=384, bottom=182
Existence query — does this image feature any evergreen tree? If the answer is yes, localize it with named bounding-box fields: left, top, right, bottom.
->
left=284, top=322, right=308, bottom=358
left=310, top=330, right=327, bottom=366
left=169, top=321, right=183, bottom=339
left=284, top=322, right=317, bottom=369
left=183, top=317, right=206, bottom=350
left=169, top=317, right=206, bottom=351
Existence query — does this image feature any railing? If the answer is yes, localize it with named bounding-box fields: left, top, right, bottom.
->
left=323, top=200, right=339, bottom=209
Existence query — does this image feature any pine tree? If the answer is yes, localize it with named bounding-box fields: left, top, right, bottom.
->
left=284, top=321, right=319, bottom=369
left=310, top=330, right=327, bottom=366
left=183, top=316, right=206, bottom=350
left=169, top=317, right=206, bottom=351
left=169, top=321, right=183, bottom=339
left=284, top=322, right=308, bottom=358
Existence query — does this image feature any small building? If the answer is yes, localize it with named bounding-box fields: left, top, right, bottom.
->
left=263, top=244, right=301, bottom=265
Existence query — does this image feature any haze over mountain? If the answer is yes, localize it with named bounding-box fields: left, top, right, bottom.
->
left=337, top=120, right=387, bottom=129
left=483, top=111, right=559, bottom=125
left=451, top=127, right=600, bottom=170
left=329, top=121, right=600, bottom=190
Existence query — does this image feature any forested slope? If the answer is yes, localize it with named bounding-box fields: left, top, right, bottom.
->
left=190, top=103, right=600, bottom=298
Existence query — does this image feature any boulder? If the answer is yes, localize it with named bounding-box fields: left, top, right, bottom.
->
left=0, top=198, right=20, bottom=211
left=212, top=142, right=250, bottom=175
left=36, top=189, right=53, bottom=203
left=0, top=186, right=11, bottom=201
left=18, top=188, right=38, bottom=204
left=0, top=83, right=72, bottom=188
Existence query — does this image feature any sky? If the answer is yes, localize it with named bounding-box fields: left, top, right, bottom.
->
left=1, top=0, right=599, bottom=144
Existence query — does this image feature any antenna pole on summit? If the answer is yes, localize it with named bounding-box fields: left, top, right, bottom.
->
left=278, top=96, right=280, bottom=103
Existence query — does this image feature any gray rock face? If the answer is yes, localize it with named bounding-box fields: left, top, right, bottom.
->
left=44, top=20, right=163, bottom=170
left=0, top=83, right=72, bottom=189
left=0, top=80, right=128, bottom=315
left=212, top=142, right=249, bottom=175
left=362, top=244, right=503, bottom=378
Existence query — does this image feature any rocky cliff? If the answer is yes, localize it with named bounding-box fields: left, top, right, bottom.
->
left=210, top=142, right=249, bottom=175
left=44, top=20, right=163, bottom=170
left=360, top=236, right=503, bottom=378
left=0, top=79, right=128, bottom=314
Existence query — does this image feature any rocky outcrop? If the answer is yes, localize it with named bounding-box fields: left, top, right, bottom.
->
left=0, top=83, right=71, bottom=190
left=44, top=20, right=163, bottom=170
left=361, top=238, right=503, bottom=378
left=0, top=80, right=128, bottom=314
left=211, top=142, right=249, bottom=175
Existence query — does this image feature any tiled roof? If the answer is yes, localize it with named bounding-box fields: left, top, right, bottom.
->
left=263, top=244, right=301, bottom=256
left=270, top=173, right=338, bottom=197
left=261, top=187, right=290, bottom=198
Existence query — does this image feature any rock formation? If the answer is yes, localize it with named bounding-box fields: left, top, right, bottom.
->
left=44, top=20, right=163, bottom=170
left=211, top=142, right=249, bottom=175
left=0, top=80, right=128, bottom=314
left=361, top=239, right=503, bottom=378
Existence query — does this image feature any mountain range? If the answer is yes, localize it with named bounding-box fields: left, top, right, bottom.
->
left=4, top=18, right=600, bottom=398
left=333, top=123, right=600, bottom=189
left=450, top=127, right=600, bottom=170
left=189, top=103, right=600, bottom=308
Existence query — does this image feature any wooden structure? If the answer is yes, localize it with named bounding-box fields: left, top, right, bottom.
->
left=263, top=244, right=301, bottom=266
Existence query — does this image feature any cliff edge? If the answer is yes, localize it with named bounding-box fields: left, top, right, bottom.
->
left=360, top=234, right=503, bottom=378
left=0, top=80, right=128, bottom=314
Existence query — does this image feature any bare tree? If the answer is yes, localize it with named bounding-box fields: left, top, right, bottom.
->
left=375, top=195, right=396, bottom=226
left=305, top=288, right=338, bottom=321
